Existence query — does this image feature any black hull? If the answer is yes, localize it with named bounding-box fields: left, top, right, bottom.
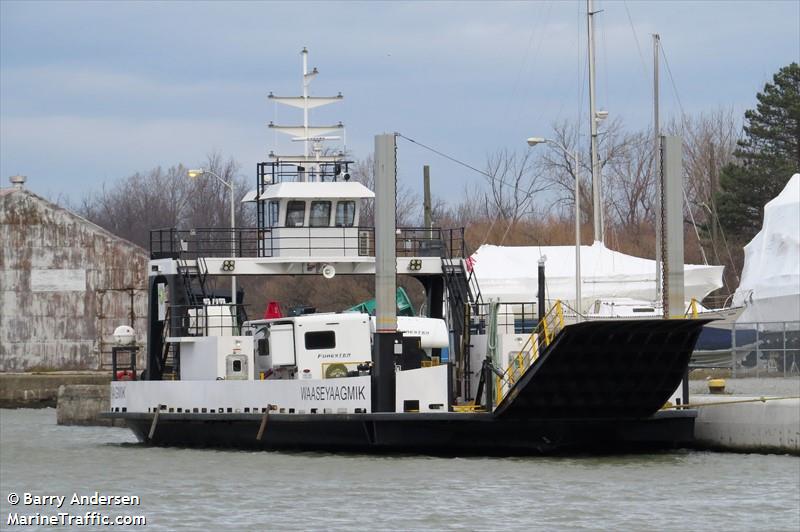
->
left=110, top=318, right=706, bottom=455
left=109, top=410, right=696, bottom=455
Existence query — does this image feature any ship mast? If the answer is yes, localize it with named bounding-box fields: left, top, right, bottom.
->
left=268, top=47, right=345, bottom=181
left=653, top=34, right=662, bottom=302
left=302, top=48, right=310, bottom=158
left=587, top=0, right=604, bottom=244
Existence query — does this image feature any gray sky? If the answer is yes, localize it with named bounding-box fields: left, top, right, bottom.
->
left=1, top=0, right=798, bottom=203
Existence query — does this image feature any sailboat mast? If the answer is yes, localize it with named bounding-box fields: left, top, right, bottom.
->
left=302, top=47, right=309, bottom=161
left=653, top=34, right=662, bottom=301
left=587, top=0, right=603, bottom=243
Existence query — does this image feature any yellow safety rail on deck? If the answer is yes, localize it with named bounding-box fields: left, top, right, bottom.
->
left=494, top=300, right=566, bottom=403
left=684, top=298, right=699, bottom=319
left=452, top=403, right=487, bottom=413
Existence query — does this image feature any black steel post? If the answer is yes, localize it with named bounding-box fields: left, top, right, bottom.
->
left=145, top=275, right=164, bottom=381
left=447, top=360, right=454, bottom=412
left=372, top=332, right=400, bottom=412
left=538, top=258, right=546, bottom=321
left=682, top=368, right=689, bottom=405
left=426, top=277, right=445, bottom=320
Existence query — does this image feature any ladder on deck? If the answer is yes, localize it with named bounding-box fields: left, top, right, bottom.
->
left=477, top=300, right=566, bottom=408
left=177, top=257, right=210, bottom=305
left=441, top=256, right=483, bottom=400
left=159, top=307, right=180, bottom=380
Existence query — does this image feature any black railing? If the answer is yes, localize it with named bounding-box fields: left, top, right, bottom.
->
left=257, top=160, right=352, bottom=186
left=150, top=227, right=465, bottom=259
left=111, top=346, right=139, bottom=380
left=394, top=227, right=464, bottom=258
left=166, top=302, right=247, bottom=337
left=151, top=228, right=260, bottom=259
left=470, top=301, right=556, bottom=335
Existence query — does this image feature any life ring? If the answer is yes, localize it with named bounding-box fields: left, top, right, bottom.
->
left=324, top=363, right=348, bottom=379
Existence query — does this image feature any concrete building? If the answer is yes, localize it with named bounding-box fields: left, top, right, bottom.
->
left=1, top=176, right=148, bottom=371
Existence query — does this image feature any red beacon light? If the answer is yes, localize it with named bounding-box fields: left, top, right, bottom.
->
left=263, top=301, right=283, bottom=319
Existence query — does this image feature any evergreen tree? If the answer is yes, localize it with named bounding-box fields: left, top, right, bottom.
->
left=716, top=62, right=799, bottom=241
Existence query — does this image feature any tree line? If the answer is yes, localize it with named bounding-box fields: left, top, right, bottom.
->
left=74, top=63, right=799, bottom=314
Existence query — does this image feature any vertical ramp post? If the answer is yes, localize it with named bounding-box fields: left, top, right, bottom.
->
left=661, top=135, right=685, bottom=319
left=372, top=133, right=399, bottom=413
left=662, top=134, right=689, bottom=405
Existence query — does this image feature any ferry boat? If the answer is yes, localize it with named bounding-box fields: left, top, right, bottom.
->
left=104, top=49, right=708, bottom=454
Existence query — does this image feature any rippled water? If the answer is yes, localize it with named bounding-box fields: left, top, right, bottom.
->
left=1, top=409, right=799, bottom=531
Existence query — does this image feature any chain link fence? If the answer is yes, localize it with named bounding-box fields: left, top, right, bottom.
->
left=730, top=321, right=800, bottom=377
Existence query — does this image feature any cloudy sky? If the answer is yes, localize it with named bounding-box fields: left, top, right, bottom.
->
left=1, top=0, right=798, bottom=203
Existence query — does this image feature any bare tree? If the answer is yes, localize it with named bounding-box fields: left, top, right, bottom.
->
left=77, top=153, right=250, bottom=249
left=428, top=196, right=450, bottom=227
left=184, top=153, right=251, bottom=230
left=483, top=148, right=548, bottom=226
left=605, top=130, right=656, bottom=229
left=78, top=164, right=191, bottom=248
left=539, top=118, right=631, bottom=225
left=665, top=108, right=739, bottom=264
left=451, top=183, right=494, bottom=225
left=350, top=154, right=420, bottom=226
left=668, top=108, right=739, bottom=211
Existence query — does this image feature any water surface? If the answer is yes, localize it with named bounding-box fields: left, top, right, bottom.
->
left=1, top=409, right=798, bottom=531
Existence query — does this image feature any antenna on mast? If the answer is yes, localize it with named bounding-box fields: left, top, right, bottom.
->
left=268, top=48, right=345, bottom=181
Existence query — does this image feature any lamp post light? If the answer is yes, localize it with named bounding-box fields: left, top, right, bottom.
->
left=526, top=137, right=582, bottom=319
left=188, top=168, right=237, bottom=307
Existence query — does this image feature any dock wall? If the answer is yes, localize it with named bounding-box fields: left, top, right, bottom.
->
left=692, top=395, right=800, bottom=455
left=56, top=384, right=124, bottom=427
left=0, top=372, right=111, bottom=408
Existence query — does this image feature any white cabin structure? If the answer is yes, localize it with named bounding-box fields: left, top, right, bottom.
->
left=251, top=181, right=373, bottom=258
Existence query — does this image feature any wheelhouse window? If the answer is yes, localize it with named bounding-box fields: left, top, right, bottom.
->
left=268, top=201, right=280, bottom=227
left=335, top=201, right=356, bottom=227
left=309, top=201, right=332, bottom=227
left=285, top=201, right=306, bottom=227
left=305, top=330, right=336, bottom=350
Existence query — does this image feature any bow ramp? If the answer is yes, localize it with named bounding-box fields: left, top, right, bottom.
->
left=494, top=318, right=710, bottom=419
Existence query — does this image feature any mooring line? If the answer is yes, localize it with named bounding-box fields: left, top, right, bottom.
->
left=662, top=396, right=800, bottom=410
left=256, top=404, right=275, bottom=441
left=148, top=405, right=165, bottom=440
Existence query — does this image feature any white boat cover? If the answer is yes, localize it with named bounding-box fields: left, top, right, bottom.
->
left=733, top=174, right=800, bottom=325
left=471, top=241, right=723, bottom=309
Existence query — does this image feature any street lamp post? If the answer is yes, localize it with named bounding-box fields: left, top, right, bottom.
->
left=188, top=168, right=237, bottom=307
left=526, top=137, right=582, bottom=319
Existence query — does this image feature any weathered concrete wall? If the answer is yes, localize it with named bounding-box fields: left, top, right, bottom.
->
left=1, top=188, right=148, bottom=371
left=692, top=394, right=800, bottom=455
left=0, top=372, right=111, bottom=408
left=57, top=384, right=124, bottom=427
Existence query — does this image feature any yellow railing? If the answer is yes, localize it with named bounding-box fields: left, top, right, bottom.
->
left=494, top=300, right=566, bottom=403
left=684, top=298, right=699, bottom=318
